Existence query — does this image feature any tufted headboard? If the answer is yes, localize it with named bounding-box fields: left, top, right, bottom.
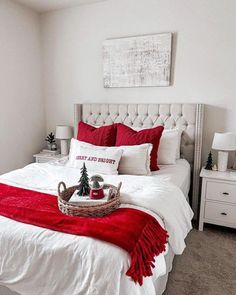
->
left=74, top=103, right=204, bottom=217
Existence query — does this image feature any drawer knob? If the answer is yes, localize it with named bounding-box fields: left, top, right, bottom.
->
left=222, top=192, right=229, bottom=195
left=221, top=212, right=227, bottom=216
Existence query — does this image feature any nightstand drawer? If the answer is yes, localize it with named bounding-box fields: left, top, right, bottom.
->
left=205, top=202, right=236, bottom=224
left=206, top=181, right=236, bottom=204
left=36, top=158, right=51, bottom=163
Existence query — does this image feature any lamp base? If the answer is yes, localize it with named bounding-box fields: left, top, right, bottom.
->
left=217, top=151, right=228, bottom=172
left=60, top=139, right=69, bottom=155
left=232, top=151, right=236, bottom=170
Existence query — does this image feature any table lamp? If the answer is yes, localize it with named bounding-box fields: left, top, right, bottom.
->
left=212, top=132, right=236, bottom=172
left=55, top=125, right=73, bottom=155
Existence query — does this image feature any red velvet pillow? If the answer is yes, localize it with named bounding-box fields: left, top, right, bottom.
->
left=77, top=121, right=117, bottom=146
left=115, top=123, right=164, bottom=171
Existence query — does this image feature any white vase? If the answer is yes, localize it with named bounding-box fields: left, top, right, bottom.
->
left=47, top=143, right=52, bottom=150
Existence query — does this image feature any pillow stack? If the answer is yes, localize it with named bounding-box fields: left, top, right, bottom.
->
left=66, top=121, right=181, bottom=175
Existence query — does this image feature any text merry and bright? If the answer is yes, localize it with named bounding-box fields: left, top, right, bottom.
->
left=76, top=155, right=116, bottom=165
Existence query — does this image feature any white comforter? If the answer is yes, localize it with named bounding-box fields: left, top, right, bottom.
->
left=0, top=161, right=193, bottom=295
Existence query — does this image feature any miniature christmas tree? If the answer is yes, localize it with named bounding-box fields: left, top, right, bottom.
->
left=45, top=132, right=56, bottom=144
left=77, top=163, right=90, bottom=196
left=205, top=151, right=213, bottom=170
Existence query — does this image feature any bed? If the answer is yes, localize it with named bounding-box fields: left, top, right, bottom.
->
left=0, top=103, right=204, bottom=295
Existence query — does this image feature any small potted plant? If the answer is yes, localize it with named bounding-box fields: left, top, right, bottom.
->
left=45, top=132, right=56, bottom=151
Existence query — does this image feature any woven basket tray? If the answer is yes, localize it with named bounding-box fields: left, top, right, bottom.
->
left=57, top=181, right=122, bottom=217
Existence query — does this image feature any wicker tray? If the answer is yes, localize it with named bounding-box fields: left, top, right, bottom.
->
left=57, top=181, right=122, bottom=217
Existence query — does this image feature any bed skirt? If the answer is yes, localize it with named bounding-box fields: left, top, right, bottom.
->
left=0, top=246, right=174, bottom=295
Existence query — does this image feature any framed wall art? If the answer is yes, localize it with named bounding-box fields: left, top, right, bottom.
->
left=103, top=33, right=172, bottom=88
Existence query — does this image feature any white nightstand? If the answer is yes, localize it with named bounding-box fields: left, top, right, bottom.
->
left=199, top=168, right=236, bottom=231
left=33, top=153, right=63, bottom=163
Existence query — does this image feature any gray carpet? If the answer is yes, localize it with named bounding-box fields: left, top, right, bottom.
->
left=164, top=224, right=236, bottom=295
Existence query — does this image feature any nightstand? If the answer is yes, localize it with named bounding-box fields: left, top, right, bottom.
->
left=33, top=153, right=63, bottom=163
left=199, top=168, right=236, bottom=231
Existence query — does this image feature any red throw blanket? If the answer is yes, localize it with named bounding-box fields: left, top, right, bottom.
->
left=0, top=183, right=168, bottom=285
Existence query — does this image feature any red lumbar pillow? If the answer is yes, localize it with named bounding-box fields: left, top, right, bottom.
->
left=77, top=121, right=117, bottom=146
left=115, top=123, right=164, bottom=171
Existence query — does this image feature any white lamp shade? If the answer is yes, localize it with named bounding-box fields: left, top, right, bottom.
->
left=55, top=125, right=73, bottom=139
left=212, top=132, right=236, bottom=151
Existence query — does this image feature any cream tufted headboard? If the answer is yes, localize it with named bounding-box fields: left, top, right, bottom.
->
left=74, top=103, right=204, bottom=217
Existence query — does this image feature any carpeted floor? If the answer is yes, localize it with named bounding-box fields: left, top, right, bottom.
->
left=164, top=224, right=236, bottom=295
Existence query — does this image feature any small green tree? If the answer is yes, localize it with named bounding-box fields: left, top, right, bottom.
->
left=45, top=132, right=55, bottom=144
left=77, top=163, right=90, bottom=196
left=205, top=151, right=213, bottom=170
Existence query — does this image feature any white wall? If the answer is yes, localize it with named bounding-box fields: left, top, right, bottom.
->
left=0, top=0, right=45, bottom=174
left=41, top=0, right=236, bottom=164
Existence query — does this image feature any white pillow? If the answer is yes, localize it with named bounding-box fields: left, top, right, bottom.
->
left=66, top=139, right=123, bottom=175
left=158, top=129, right=182, bottom=165
left=174, top=129, right=182, bottom=159
left=119, top=144, right=152, bottom=175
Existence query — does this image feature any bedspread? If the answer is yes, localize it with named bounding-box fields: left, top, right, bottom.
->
left=0, top=162, right=193, bottom=295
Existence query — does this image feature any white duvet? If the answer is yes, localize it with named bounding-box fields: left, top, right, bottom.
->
left=0, top=160, right=193, bottom=295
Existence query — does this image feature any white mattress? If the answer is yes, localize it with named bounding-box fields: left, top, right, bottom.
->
left=154, top=159, right=191, bottom=199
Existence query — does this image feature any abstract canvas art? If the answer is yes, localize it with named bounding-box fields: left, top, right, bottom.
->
left=103, top=33, right=172, bottom=88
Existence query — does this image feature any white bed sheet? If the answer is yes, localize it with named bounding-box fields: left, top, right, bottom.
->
left=157, top=159, right=191, bottom=199
left=0, top=161, right=193, bottom=295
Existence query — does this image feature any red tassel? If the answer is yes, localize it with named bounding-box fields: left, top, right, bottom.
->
left=126, top=219, right=168, bottom=286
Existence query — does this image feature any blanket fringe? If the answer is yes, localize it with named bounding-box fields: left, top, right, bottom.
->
left=126, top=219, right=168, bottom=286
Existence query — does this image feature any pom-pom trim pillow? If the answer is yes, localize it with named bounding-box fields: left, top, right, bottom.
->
left=115, top=123, right=164, bottom=171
